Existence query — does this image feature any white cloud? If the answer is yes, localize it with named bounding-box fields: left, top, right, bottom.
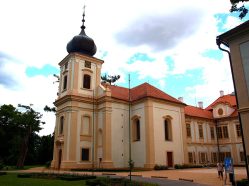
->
left=0, top=0, right=245, bottom=135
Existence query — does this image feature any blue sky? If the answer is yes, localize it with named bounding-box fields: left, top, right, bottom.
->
left=0, top=0, right=248, bottom=135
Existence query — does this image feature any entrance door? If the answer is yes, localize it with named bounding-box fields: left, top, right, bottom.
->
left=58, top=149, right=62, bottom=169
left=167, top=151, right=173, bottom=167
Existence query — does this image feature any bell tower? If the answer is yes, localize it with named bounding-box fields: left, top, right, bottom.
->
left=51, top=7, right=104, bottom=170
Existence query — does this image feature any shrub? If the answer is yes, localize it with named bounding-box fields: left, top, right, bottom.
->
left=0, top=172, right=7, bottom=176
left=237, top=179, right=249, bottom=186
left=45, top=161, right=51, bottom=168
left=174, top=164, right=203, bottom=169
left=154, top=164, right=168, bottom=170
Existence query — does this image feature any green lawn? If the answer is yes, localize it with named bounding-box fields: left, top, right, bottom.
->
left=0, top=173, right=86, bottom=186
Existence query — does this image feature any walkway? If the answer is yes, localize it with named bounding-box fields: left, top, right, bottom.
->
left=14, top=167, right=248, bottom=186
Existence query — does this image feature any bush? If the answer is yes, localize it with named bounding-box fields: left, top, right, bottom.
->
left=17, top=173, right=32, bottom=178
left=154, top=164, right=168, bottom=170
left=174, top=164, right=203, bottom=169
left=45, top=161, right=51, bottom=168
left=0, top=160, right=4, bottom=170
left=237, top=179, right=249, bottom=186
left=0, top=172, right=7, bottom=176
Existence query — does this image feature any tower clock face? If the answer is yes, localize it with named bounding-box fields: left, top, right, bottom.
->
left=218, top=108, right=223, bottom=116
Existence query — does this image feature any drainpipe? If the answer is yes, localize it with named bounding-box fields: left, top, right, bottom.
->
left=215, top=119, right=220, bottom=163
left=216, top=37, right=249, bottom=180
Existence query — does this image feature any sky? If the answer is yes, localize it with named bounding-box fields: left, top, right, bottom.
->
left=0, top=0, right=248, bottom=136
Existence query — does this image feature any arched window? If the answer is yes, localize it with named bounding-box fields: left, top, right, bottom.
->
left=83, top=74, right=91, bottom=89
left=133, top=119, right=140, bottom=141
left=59, top=116, right=64, bottom=134
left=164, top=119, right=172, bottom=141
left=63, top=75, right=67, bottom=90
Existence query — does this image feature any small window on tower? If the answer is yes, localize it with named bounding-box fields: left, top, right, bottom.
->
left=63, top=75, right=67, bottom=90
left=85, top=61, right=91, bottom=68
left=83, top=74, right=91, bottom=89
left=65, top=62, right=68, bottom=70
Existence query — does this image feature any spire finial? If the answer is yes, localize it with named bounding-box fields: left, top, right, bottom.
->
left=81, top=5, right=86, bottom=30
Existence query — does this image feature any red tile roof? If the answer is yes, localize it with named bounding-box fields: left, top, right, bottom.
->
left=108, top=83, right=184, bottom=104
left=185, top=105, right=213, bottom=119
left=205, top=95, right=237, bottom=111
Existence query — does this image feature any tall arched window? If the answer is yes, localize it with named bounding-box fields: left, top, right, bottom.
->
left=59, top=116, right=64, bottom=134
left=83, top=74, right=91, bottom=89
left=133, top=119, right=140, bottom=141
left=164, top=119, right=172, bottom=141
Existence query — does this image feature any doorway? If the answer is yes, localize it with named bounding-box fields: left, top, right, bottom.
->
left=58, top=149, right=62, bottom=169
left=167, top=151, right=173, bottom=167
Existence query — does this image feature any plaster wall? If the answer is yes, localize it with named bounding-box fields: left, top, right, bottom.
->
left=153, top=102, right=184, bottom=166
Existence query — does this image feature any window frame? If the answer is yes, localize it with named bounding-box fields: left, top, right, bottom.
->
left=164, top=119, right=172, bottom=141
left=59, top=116, right=64, bottom=135
left=81, top=148, right=90, bottom=161
left=83, top=74, right=91, bottom=89
left=186, top=123, right=191, bottom=138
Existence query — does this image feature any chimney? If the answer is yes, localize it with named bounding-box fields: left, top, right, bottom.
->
left=178, top=97, right=184, bottom=102
left=198, top=101, right=203, bottom=109
left=220, top=90, right=224, bottom=97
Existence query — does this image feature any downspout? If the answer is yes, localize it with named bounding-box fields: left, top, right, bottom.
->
left=216, top=36, right=249, bottom=180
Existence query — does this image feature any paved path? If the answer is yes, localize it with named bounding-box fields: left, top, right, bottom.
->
left=7, top=167, right=247, bottom=186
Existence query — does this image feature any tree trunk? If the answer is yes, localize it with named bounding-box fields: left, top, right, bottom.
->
left=16, top=126, right=31, bottom=169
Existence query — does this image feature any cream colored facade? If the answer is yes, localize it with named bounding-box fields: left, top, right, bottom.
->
left=50, top=20, right=248, bottom=170
left=50, top=51, right=189, bottom=170
left=51, top=51, right=245, bottom=170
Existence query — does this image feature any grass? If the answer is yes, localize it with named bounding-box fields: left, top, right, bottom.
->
left=0, top=173, right=87, bottom=186
left=0, top=173, right=158, bottom=186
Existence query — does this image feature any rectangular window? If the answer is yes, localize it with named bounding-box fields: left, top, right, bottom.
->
left=223, top=126, right=229, bottom=138
left=240, top=151, right=245, bottom=162
left=85, top=61, right=91, bottom=68
left=210, top=126, right=215, bottom=139
left=186, top=124, right=191, bottom=138
left=198, top=125, right=203, bottom=138
left=63, top=75, right=67, bottom=90
left=65, top=62, right=68, bottom=70
left=188, top=152, right=193, bottom=163
left=211, top=152, right=217, bottom=163
left=83, top=74, right=91, bottom=89
left=236, top=124, right=241, bottom=137
left=81, top=148, right=90, bottom=161
left=217, top=127, right=223, bottom=139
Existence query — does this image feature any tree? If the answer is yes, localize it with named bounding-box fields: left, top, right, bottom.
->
left=0, top=105, right=21, bottom=165
left=230, top=0, right=248, bottom=19
left=44, top=105, right=56, bottom=113
left=101, top=74, right=120, bottom=85
left=16, top=104, right=44, bottom=168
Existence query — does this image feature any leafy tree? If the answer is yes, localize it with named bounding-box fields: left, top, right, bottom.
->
left=0, top=105, right=21, bottom=165
left=44, top=105, right=56, bottom=113
left=101, top=74, right=120, bottom=85
left=16, top=104, right=44, bottom=168
left=230, top=0, right=248, bottom=19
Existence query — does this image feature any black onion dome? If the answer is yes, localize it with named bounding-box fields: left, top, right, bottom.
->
left=66, top=29, right=97, bottom=56
left=66, top=7, right=97, bottom=56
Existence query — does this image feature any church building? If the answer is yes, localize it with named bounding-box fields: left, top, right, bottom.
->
left=51, top=11, right=244, bottom=170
